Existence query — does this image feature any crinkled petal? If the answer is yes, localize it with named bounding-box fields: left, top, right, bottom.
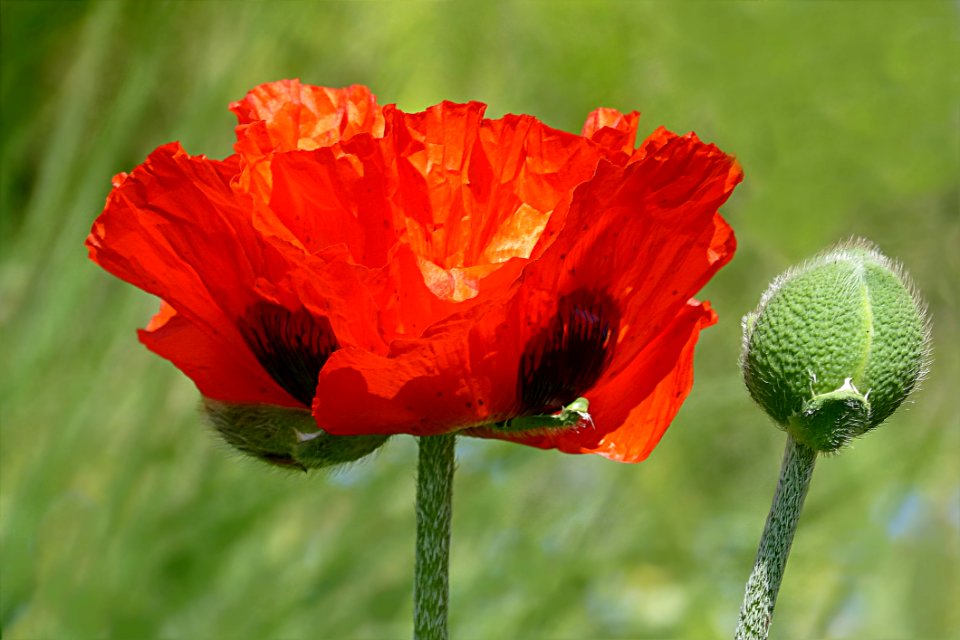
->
left=581, top=107, right=640, bottom=160
left=140, top=303, right=296, bottom=406
left=88, top=143, right=262, bottom=331
left=526, top=132, right=740, bottom=376
left=466, top=300, right=715, bottom=462
left=266, top=99, right=614, bottom=309
left=87, top=143, right=308, bottom=405
left=231, top=79, right=383, bottom=150
left=266, top=136, right=395, bottom=266
left=231, top=79, right=384, bottom=196
left=366, top=245, right=462, bottom=344
left=384, top=102, right=608, bottom=286
left=87, top=142, right=382, bottom=406
left=312, top=294, right=528, bottom=435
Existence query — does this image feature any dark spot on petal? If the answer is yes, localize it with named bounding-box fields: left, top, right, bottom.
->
left=239, top=302, right=340, bottom=407
left=517, top=290, right=620, bottom=414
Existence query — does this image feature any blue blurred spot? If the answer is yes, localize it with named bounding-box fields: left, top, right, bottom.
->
left=887, top=491, right=924, bottom=540
left=827, top=591, right=865, bottom=637
left=327, top=462, right=373, bottom=487
left=948, top=488, right=960, bottom=531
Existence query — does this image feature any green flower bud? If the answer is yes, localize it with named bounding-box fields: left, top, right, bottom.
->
left=202, top=399, right=389, bottom=471
left=741, top=239, right=930, bottom=452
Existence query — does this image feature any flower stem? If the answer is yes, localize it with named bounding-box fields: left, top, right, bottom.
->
left=735, top=434, right=818, bottom=640
left=414, top=433, right=455, bottom=640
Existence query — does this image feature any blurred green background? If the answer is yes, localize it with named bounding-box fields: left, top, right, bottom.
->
left=1, top=1, right=957, bottom=638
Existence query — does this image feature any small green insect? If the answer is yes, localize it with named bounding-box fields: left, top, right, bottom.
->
left=493, top=397, right=593, bottom=433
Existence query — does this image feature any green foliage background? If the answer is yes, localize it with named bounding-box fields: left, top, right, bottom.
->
left=1, top=1, right=957, bottom=638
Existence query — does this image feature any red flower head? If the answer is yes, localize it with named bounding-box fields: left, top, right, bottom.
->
left=87, top=79, right=741, bottom=467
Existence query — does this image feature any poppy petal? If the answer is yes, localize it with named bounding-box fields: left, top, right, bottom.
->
left=366, top=244, right=461, bottom=344
left=88, top=143, right=260, bottom=330
left=87, top=142, right=382, bottom=407
left=266, top=99, right=612, bottom=303
left=311, top=326, right=484, bottom=436
left=384, top=102, right=608, bottom=293
left=266, top=137, right=396, bottom=266
left=230, top=79, right=384, bottom=150
left=466, top=300, right=716, bottom=462
left=88, top=143, right=312, bottom=405
left=581, top=107, right=640, bottom=159
left=312, top=294, right=528, bottom=436
left=586, top=302, right=716, bottom=462
left=477, top=135, right=736, bottom=448
left=139, top=303, right=297, bottom=406
left=526, top=133, right=740, bottom=376
left=231, top=79, right=384, bottom=196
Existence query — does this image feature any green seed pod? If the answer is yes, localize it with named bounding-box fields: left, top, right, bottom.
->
left=202, top=398, right=389, bottom=471
left=741, top=239, right=930, bottom=452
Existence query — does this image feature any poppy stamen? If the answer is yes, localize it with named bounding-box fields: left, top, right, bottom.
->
left=239, top=302, right=340, bottom=406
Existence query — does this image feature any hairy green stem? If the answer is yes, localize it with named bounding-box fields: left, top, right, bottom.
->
left=735, top=435, right=817, bottom=640
left=414, top=433, right=455, bottom=640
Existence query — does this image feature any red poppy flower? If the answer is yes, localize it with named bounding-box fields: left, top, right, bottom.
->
left=87, top=79, right=741, bottom=464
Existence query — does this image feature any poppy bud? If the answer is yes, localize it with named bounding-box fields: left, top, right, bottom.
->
left=740, top=239, right=930, bottom=452
left=202, top=399, right=389, bottom=471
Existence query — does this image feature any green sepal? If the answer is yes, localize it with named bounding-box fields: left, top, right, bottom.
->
left=202, top=398, right=389, bottom=471
left=294, top=429, right=389, bottom=468
left=788, top=379, right=870, bottom=452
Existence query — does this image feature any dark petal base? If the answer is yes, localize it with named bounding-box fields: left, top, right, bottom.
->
left=238, top=302, right=340, bottom=407
left=518, top=290, right=619, bottom=415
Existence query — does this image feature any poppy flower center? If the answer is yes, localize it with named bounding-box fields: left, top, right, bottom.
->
left=239, top=303, right=340, bottom=406
left=518, top=290, right=620, bottom=415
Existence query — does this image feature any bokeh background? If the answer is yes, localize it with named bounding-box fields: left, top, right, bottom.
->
left=2, top=1, right=957, bottom=638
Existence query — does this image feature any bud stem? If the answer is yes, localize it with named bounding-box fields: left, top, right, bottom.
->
left=735, top=435, right=818, bottom=640
left=414, top=433, right=455, bottom=640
